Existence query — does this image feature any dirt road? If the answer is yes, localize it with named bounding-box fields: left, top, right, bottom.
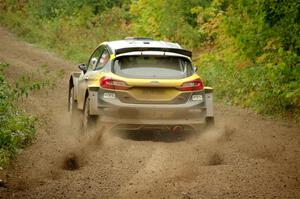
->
left=0, top=27, right=299, bottom=199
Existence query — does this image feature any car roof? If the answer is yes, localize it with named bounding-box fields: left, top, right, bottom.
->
left=106, top=39, right=181, bottom=50
left=103, top=38, right=192, bottom=57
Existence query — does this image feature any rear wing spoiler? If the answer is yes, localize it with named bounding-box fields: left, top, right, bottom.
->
left=114, top=47, right=192, bottom=58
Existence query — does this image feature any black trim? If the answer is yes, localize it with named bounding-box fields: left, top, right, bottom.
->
left=124, top=37, right=153, bottom=41
left=115, top=47, right=192, bottom=57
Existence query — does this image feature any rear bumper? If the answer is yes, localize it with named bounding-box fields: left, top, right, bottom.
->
left=99, top=106, right=206, bottom=125
left=87, top=87, right=213, bottom=128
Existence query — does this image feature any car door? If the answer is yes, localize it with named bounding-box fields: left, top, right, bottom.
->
left=77, top=46, right=104, bottom=109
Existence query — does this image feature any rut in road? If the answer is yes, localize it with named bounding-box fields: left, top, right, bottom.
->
left=0, top=27, right=299, bottom=199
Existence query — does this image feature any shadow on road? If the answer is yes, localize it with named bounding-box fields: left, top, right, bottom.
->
left=111, top=129, right=195, bottom=143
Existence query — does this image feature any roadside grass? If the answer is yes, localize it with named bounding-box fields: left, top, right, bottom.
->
left=0, top=6, right=131, bottom=64
left=0, top=63, right=35, bottom=166
left=0, top=62, right=64, bottom=166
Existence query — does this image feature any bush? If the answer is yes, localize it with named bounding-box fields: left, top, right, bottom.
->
left=0, top=1, right=131, bottom=63
left=0, top=63, right=36, bottom=166
left=197, top=0, right=300, bottom=117
left=198, top=42, right=300, bottom=117
left=130, top=0, right=211, bottom=49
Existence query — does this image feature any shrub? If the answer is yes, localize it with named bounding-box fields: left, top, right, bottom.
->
left=0, top=63, right=36, bottom=166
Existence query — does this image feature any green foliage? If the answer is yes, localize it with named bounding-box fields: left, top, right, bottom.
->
left=14, top=64, right=62, bottom=98
left=0, top=60, right=63, bottom=166
left=0, top=63, right=36, bottom=166
left=198, top=0, right=300, bottom=117
left=25, top=0, right=128, bottom=19
left=198, top=49, right=300, bottom=116
left=130, top=0, right=213, bottom=49
left=223, top=0, right=300, bottom=59
left=0, top=0, right=131, bottom=63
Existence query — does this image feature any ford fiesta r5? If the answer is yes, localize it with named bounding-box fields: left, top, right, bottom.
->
left=68, top=38, right=214, bottom=133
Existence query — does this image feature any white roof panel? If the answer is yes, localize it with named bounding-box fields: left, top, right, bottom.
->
left=106, top=40, right=182, bottom=51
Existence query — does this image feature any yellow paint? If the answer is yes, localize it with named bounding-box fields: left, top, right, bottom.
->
left=110, top=54, right=116, bottom=60
left=129, top=87, right=180, bottom=101
left=108, top=73, right=200, bottom=87
left=86, top=72, right=202, bottom=100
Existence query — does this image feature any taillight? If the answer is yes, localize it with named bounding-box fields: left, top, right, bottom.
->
left=100, top=77, right=131, bottom=90
left=177, top=79, right=204, bottom=91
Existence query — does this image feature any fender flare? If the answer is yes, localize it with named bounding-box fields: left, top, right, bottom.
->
left=86, top=87, right=99, bottom=116
left=204, top=87, right=214, bottom=117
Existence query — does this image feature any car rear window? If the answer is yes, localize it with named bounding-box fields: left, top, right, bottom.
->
left=113, top=56, right=193, bottom=79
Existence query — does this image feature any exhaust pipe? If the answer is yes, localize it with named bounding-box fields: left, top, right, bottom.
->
left=172, top=125, right=183, bottom=133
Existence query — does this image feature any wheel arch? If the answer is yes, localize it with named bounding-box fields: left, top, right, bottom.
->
left=204, top=87, right=214, bottom=117
left=83, top=87, right=99, bottom=116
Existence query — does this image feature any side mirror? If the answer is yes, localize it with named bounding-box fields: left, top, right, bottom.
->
left=193, top=65, right=198, bottom=72
left=78, top=64, right=87, bottom=73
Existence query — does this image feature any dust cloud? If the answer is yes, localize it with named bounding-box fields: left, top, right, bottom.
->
left=60, top=124, right=107, bottom=171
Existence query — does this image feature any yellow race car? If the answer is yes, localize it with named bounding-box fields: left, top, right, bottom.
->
left=68, top=38, right=214, bottom=133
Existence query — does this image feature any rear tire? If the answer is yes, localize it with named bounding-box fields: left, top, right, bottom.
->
left=69, top=87, right=81, bottom=130
left=82, top=97, right=98, bottom=138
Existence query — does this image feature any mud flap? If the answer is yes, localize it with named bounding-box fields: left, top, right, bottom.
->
left=204, top=87, right=214, bottom=117
left=88, top=89, right=99, bottom=115
left=70, top=72, right=81, bottom=101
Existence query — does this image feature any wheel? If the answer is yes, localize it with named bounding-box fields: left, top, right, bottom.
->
left=82, top=97, right=98, bottom=137
left=69, top=87, right=81, bottom=129
left=205, top=117, right=215, bottom=128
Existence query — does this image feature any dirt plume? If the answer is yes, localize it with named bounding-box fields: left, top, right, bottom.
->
left=220, top=125, right=236, bottom=142
left=0, top=179, right=7, bottom=188
left=207, top=151, right=224, bottom=166
left=60, top=125, right=107, bottom=171
left=62, top=152, right=81, bottom=170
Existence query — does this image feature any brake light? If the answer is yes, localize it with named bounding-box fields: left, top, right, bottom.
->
left=100, top=77, right=131, bottom=90
left=177, top=79, right=204, bottom=91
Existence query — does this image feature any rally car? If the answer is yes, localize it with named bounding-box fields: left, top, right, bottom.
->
left=68, top=37, right=214, bottom=134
